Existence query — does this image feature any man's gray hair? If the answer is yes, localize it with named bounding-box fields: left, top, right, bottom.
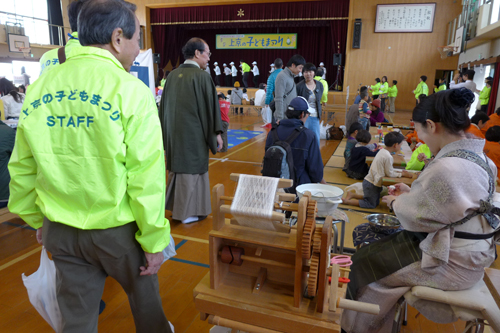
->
left=78, top=0, right=137, bottom=46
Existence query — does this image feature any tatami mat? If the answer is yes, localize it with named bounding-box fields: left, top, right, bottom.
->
left=333, top=145, right=345, bottom=155
left=325, top=156, right=345, bottom=168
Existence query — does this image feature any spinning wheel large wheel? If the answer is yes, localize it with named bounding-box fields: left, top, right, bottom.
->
left=301, top=201, right=317, bottom=259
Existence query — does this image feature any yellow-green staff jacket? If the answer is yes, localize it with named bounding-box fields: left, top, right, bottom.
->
left=479, top=86, right=491, bottom=106
left=414, top=81, right=429, bottom=100
left=388, top=85, right=398, bottom=98
left=379, top=82, right=389, bottom=95
left=241, top=62, right=251, bottom=72
left=434, top=83, right=446, bottom=93
left=8, top=46, right=170, bottom=253
left=314, top=75, right=328, bottom=103
left=39, top=32, right=81, bottom=76
left=371, top=82, right=381, bottom=97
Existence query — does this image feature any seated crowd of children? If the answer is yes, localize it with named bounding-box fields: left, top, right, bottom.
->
left=341, top=82, right=500, bottom=211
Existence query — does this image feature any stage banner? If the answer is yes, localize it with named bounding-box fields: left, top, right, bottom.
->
left=130, top=49, right=155, bottom=96
left=216, top=34, right=297, bottom=49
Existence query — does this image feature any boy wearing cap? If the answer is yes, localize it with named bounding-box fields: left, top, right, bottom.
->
left=214, top=62, right=221, bottom=86
left=264, top=96, right=326, bottom=190
left=252, top=61, right=260, bottom=87
left=319, top=62, right=326, bottom=80
left=223, top=63, right=231, bottom=87
left=270, top=64, right=275, bottom=74
left=230, top=62, right=238, bottom=86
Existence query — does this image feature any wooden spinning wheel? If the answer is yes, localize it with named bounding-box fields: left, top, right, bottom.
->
left=192, top=173, right=380, bottom=333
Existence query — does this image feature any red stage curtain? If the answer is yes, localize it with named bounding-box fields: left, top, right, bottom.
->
left=151, top=1, right=349, bottom=25
left=487, top=62, right=500, bottom=116
left=151, top=0, right=349, bottom=87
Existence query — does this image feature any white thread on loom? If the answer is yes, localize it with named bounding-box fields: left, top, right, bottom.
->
left=230, top=174, right=279, bottom=229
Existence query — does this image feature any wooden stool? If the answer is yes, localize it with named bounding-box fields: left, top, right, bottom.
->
left=394, top=279, right=500, bottom=333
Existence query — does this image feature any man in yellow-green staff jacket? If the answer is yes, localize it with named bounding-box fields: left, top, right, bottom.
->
left=39, top=1, right=83, bottom=76
left=8, top=1, right=173, bottom=331
left=413, top=75, right=429, bottom=105
left=477, top=76, right=493, bottom=113
left=240, top=59, right=251, bottom=88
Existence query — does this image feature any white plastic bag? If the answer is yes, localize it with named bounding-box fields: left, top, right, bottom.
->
left=320, top=121, right=333, bottom=140
left=162, top=234, right=177, bottom=264
left=261, top=105, right=272, bottom=125
left=22, top=247, right=63, bottom=333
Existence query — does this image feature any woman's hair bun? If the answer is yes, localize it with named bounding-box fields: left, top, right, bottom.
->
left=450, top=87, right=475, bottom=106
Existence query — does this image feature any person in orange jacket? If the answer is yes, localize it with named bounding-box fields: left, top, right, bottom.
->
left=484, top=126, right=500, bottom=171
left=481, top=107, right=500, bottom=135
left=405, top=130, right=424, bottom=150
left=466, top=112, right=489, bottom=139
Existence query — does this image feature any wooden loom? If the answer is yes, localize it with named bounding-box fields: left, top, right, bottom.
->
left=193, top=174, right=379, bottom=333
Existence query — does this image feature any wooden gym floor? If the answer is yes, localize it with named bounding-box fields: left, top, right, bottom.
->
left=0, top=108, right=498, bottom=332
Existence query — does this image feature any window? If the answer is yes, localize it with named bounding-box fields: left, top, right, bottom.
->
left=491, top=0, right=500, bottom=24
left=0, top=0, right=50, bottom=45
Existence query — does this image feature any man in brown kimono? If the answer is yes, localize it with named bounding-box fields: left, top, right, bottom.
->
left=159, top=37, right=223, bottom=224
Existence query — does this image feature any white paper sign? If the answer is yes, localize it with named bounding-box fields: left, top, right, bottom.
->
left=375, top=3, right=436, bottom=33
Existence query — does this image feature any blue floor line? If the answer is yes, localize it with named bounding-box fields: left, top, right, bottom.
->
left=175, top=239, right=187, bottom=250
left=3, top=221, right=36, bottom=231
left=168, top=257, right=210, bottom=268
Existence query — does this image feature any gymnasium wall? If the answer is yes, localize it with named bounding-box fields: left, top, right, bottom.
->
left=5, top=0, right=462, bottom=112
left=344, top=0, right=462, bottom=110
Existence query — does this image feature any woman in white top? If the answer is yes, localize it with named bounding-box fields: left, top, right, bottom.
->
left=0, top=78, right=25, bottom=119
left=295, top=63, right=324, bottom=146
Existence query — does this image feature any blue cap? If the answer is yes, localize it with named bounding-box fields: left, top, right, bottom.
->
left=287, top=96, right=311, bottom=113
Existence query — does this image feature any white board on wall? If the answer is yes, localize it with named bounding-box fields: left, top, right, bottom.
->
left=454, top=26, right=464, bottom=55
left=375, top=3, right=436, bottom=33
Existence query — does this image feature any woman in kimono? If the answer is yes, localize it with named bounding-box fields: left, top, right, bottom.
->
left=341, top=88, right=499, bottom=333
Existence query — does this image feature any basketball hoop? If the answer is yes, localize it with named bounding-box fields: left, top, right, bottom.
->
left=19, top=47, right=31, bottom=57
left=437, top=46, right=458, bottom=59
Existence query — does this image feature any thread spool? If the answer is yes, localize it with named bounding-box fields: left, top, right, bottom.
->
left=220, top=246, right=244, bottom=266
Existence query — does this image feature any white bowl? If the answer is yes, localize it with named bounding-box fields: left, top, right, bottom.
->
left=296, top=184, right=344, bottom=217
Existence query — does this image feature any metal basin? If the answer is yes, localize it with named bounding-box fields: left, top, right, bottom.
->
left=366, top=214, right=401, bottom=234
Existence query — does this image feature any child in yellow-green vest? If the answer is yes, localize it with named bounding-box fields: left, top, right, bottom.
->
left=387, top=80, right=398, bottom=113
left=413, top=75, right=428, bottom=106
left=379, top=76, right=389, bottom=112
left=434, top=77, right=446, bottom=93
left=476, top=77, right=493, bottom=113
left=369, top=78, right=381, bottom=100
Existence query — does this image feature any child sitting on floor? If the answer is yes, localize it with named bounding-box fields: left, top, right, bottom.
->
left=466, top=112, right=489, bottom=139
left=242, top=88, right=250, bottom=102
left=343, top=123, right=378, bottom=171
left=484, top=125, right=500, bottom=170
left=342, top=131, right=412, bottom=209
left=345, top=130, right=379, bottom=180
left=358, top=90, right=372, bottom=130
left=369, top=99, right=386, bottom=126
